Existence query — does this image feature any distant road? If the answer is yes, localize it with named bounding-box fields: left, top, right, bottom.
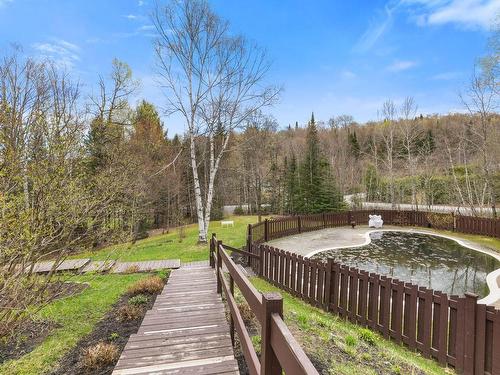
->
left=343, top=194, right=495, bottom=217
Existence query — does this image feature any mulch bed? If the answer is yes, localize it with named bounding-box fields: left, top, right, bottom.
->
left=50, top=282, right=165, bottom=375
left=0, top=320, right=60, bottom=364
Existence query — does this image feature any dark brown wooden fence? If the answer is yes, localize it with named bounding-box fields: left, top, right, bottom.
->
left=210, top=235, right=319, bottom=375
left=247, top=210, right=500, bottom=246
left=240, top=210, right=500, bottom=374
left=255, top=244, right=500, bottom=375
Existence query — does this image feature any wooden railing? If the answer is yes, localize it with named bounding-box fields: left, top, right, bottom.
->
left=210, top=234, right=319, bottom=375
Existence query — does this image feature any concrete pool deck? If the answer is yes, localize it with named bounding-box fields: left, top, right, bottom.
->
left=265, top=225, right=500, bottom=308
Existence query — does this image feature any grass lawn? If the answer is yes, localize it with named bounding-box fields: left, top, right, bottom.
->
left=0, top=273, right=148, bottom=375
left=250, top=277, right=451, bottom=375
left=73, top=215, right=263, bottom=263
left=425, top=228, right=500, bottom=253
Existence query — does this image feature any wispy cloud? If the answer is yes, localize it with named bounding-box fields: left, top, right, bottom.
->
left=340, top=69, right=357, bottom=79
left=124, top=14, right=138, bottom=20
left=387, top=59, right=418, bottom=71
left=138, top=0, right=145, bottom=6
left=354, top=4, right=399, bottom=53
left=32, top=38, right=81, bottom=69
left=431, top=71, right=462, bottom=80
left=403, top=0, right=500, bottom=30
left=0, top=0, right=13, bottom=7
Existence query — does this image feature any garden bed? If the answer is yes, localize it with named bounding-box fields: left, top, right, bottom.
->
left=50, top=275, right=167, bottom=375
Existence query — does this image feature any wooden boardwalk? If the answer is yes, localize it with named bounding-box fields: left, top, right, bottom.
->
left=113, top=266, right=238, bottom=375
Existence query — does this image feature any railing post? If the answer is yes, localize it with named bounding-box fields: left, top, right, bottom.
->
left=298, top=215, right=302, bottom=233
left=463, top=293, right=478, bottom=375
left=264, top=219, right=269, bottom=242
left=261, top=292, right=283, bottom=375
left=322, top=212, right=326, bottom=228
left=216, top=240, right=222, bottom=294
left=229, top=274, right=235, bottom=346
left=210, top=233, right=216, bottom=268
left=258, top=245, right=264, bottom=277
left=247, top=224, right=253, bottom=268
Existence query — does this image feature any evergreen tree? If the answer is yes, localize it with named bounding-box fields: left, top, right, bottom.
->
left=298, top=116, right=343, bottom=213
left=348, top=130, right=360, bottom=158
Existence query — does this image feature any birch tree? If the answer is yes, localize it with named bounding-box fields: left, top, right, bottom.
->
left=153, top=0, right=279, bottom=241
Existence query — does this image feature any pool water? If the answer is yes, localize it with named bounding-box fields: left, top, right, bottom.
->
left=311, top=231, right=500, bottom=298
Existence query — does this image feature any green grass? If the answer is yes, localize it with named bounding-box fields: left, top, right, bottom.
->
left=425, top=228, right=500, bottom=253
left=0, top=273, right=148, bottom=375
left=73, top=216, right=262, bottom=263
left=250, top=277, right=451, bottom=375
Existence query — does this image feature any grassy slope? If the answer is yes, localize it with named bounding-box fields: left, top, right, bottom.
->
left=251, top=278, right=449, bottom=375
left=424, top=228, right=500, bottom=253
left=0, top=274, right=146, bottom=375
left=73, top=216, right=260, bottom=262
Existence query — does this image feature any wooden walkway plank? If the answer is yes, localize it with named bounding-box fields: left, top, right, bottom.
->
left=112, top=266, right=238, bottom=375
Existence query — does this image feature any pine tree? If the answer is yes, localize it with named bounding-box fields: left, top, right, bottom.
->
left=348, top=130, right=360, bottom=158
left=298, top=116, right=343, bottom=213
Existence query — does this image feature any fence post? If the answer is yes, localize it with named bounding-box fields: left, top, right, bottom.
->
left=324, top=259, right=333, bottom=311
left=298, top=215, right=302, bottom=233
left=259, top=245, right=264, bottom=277
left=322, top=212, right=326, bottom=228
left=210, top=233, right=216, bottom=268
left=247, top=224, right=252, bottom=252
left=229, top=274, right=235, bottom=346
left=463, top=293, right=478, bottom=375
left=261, top=292, right=283, bottom=375
left=216, top=240, right=222, bottom=295
left=264, top=219, right=269, bottom=242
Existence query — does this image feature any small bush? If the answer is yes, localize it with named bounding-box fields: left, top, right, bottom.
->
left=156, top=269, right=170, bottom=280
left=345, top=335, right=357, bottom=347
left=359, top=328, right=377, bottom=345
left=237, top=302, right=255, bottom=325
left=124, top=265, right=140, bottom=274
left=117, top=305, right=143, bottom=322
left=233, top=206, right=245, bottom=215
left=81, top=342, right=119, bottom=369
left=128, top=294, right=149, bottom=306
left=109, top=332, right=119, bottom=341
left=127, top=276, right=164, bottom=295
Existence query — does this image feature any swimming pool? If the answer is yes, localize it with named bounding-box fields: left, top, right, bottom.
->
left=310, top=231, right=500, bottom=298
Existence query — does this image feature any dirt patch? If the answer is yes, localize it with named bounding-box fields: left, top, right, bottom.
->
left=51, top=280, right=166, bottom=375
left=0, top=320, right=60, bottom=364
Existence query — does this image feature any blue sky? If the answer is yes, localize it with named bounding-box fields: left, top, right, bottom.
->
left=0, top=0, right=498, bottom=135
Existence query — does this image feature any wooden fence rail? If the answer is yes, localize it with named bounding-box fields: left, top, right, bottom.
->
left=210, top=234, right=319, bottom=375
left=241, top=210, right=500, bottom=375
left=247, top=209, right=500, bottom=247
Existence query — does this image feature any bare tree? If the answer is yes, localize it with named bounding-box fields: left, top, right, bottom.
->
left=153, top=0, right=279, bottom=241
left=460, top=66, right=499, bottom=217
left=379, top=100, right=397, bottom=208
left=398, top=96, right=421, bottom=209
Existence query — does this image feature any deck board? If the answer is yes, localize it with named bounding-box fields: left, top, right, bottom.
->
left=112, top=266, right=238, bottom=375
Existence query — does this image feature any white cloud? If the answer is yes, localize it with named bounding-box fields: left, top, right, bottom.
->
left=138, top=24, right=155, bottom=31
left=340, top=69, right=357, bottom=79
left=32, top=39, right=81, bottom=69
left=138, top=0, right=145, bottom=6
left=387, top=60, right=418, bottom=71
left=431, top=71, right=462, bottom=79
left=354, top=4, right=398, bottom=52
left=124, top=14, right=138, bottom=20
left=402, top=0, right=500, bottom=30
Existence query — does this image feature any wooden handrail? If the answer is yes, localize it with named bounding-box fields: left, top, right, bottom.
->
left=211, top=235, right=319, bottom=375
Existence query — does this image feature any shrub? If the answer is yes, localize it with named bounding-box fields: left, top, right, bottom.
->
left=237, top=302, right=255, bottom=325
left=128, top=294, right=149, bottom=306
left=117, top=305, right=143, bottom=322
left=359, top=328, right=377, bottom=346
left=109, top=332, right=119, bottom=341
left=233, top=206, right=245, bottom=215
left=345, top=335, right=357, bottom=347
left=156, top=269, right=170, bottom=280
left=127, top=276, right=164, bottom=295
left=124, top=265, right=140, bottom=274
left=81, top=342, right=119, bottom=369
